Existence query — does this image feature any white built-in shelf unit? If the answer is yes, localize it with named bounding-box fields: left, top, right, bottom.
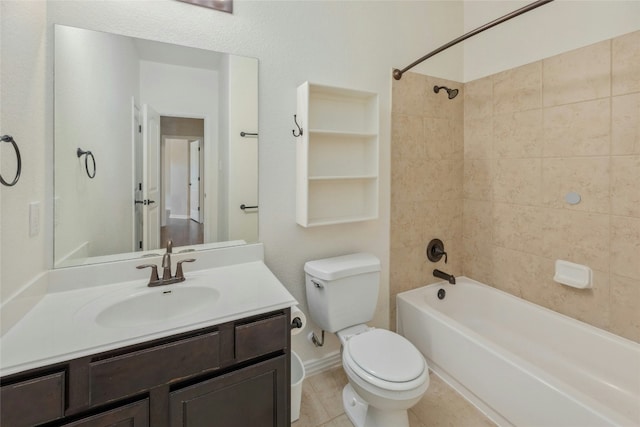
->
left=296, top=82, right=379, bottom=227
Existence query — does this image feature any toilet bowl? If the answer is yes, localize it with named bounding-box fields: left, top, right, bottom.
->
left=338, top=327, right=429, bottom=427
left=304, top=253, right=429, bottom=427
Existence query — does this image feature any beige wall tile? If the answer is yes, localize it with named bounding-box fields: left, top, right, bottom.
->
left=535, top=261, right=610, bottom=330
left=424, top=76, right=464, bottom=119
left=493, top=158, right=542, bottom=205
left=519, top=257, right=558, bottom=311
left=464, top=116, right=492, bottom=159
left=542, top=157, right=610, bottom=214
left=612, top=93, right=640, bottom=155
left=463, top=198, right=494, bottom=284
left=493, top=61, right=542, bottom=115
left=391, top=199, right=462, bottom=251
left=493, top=109, right=543, bottom=158
left=464, top=76, right=493, bottom=119
left=543, top=98, right=611, bottom=157
left=392, top=72, right=426, bottom=116
left=391, top=157, right=432, bottom=204
left=390, top=201, right=429, bottom=249
left=492, top=203, right=543, bottom=255
left=611, top=216, right=640, bottom=280
left=609, top=274, right=640, bottom=342
left=426, top=199, right=463, bottom=242
left=491, top=247, right=542, bottom=297
left=543, top=209, right=610, bottom=272
left=392, top=113, right=424, bottom=163
left=464, top=158, right=493, bottom=201
left=425, top=117, right=462, bottom=160
left=543, top=40, right=610, bottom=107
left=428, top=158, right=463, bottom=201
left=463, top=238, right=495, bottom=285
left=390, top=244, right=433, bottom=296
left=611, top=156, right=640, bottom=218
left=543, top=98, right=610, bottom=157
left=612, top=30, right=640, bottom=96
left=463, top=199, right=492, bottom=241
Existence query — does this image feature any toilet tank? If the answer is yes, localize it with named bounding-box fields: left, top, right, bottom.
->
left=304, top=253, right=381, bottom=333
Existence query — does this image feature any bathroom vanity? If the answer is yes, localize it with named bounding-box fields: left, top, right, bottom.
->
left=1, top=308, right=290, bottom=426
left=1, top=245, right=296, bottom=427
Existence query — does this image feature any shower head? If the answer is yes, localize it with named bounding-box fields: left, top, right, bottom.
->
left=434, top=85, right=459, bottom=99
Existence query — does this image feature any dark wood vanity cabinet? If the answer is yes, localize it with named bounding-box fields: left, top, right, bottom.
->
left=0, top=308, right=290, bottom=427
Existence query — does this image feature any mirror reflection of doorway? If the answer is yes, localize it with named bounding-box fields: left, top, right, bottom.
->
left=159, top=117, right=205, bottom=248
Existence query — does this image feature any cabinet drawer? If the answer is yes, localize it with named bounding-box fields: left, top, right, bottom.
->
left=235, top=314, right=288, bottom=362
left=89, top=331, right=219, bottom=405
left=1, top=371, right=65, bottom=427
left=61, top=398, right=149, bottom=427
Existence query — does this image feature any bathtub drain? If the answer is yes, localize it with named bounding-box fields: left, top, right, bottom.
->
left=437, top=288, right=446, bottom=300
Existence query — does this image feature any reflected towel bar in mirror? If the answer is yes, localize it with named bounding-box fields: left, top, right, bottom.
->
left=1, top=135, right=22, bottom=187
left=77, top=148, right=96, bottom=179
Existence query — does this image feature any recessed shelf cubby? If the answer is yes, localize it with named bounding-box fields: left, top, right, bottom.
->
left=296, top=82, right=379, bottom=227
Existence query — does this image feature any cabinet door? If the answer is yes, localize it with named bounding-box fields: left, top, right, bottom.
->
left=169, top=356, right=288, bottom=427
left=61, top=399, right=149, bottom=427
left=0, top=371, right=65, bottom=427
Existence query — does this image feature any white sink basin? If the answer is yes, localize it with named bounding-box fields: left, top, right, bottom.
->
left=76, top=285, right=220, bottom=328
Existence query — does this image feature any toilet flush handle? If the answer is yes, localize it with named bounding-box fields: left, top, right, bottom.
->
left=311, top=279, right=324, bottom=289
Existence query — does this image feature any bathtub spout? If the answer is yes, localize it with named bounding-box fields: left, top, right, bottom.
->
left=433, top=269, right=456, bottom=284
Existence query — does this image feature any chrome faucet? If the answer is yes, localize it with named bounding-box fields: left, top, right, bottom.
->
left=137, top=240, right=195, bottom=287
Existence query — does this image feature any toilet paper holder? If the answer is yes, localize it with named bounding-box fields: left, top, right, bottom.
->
left=291, top=317, right=303, bottom=329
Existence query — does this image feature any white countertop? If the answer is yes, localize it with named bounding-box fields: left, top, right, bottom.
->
left=0, top=260, right=297, bottom=377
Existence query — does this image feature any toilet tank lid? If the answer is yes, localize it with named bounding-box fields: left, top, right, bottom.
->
left=304, top=253, right=380, bottom=280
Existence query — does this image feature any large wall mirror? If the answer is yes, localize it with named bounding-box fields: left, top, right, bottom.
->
left=54, top=25, right=258, bottom=268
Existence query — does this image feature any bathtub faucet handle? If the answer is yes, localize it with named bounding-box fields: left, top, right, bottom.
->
left=439, top=249, right=448, bottom=264
left=427, top=239, right=448, bottom=264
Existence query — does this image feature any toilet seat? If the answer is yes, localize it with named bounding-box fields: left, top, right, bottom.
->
left=343, top=329, right=427, bottom=392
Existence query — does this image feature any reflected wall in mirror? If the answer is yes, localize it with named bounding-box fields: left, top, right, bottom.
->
left=54, top=25, right=258, bottom=268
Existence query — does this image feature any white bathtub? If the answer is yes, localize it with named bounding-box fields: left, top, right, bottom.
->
left=396, top=277, right=640, bottom=427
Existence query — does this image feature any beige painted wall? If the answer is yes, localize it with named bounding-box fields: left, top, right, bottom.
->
left=391, top=30, right=640, bottom=343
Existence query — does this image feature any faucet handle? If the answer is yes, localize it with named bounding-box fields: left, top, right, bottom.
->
left=136, top=264, right=160, bottom=285
left=175, top=258, right=196, bottom=281
left=427, top=238, right=448, bottom=264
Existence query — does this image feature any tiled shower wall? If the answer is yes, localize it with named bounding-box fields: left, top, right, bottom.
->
left=390, top=73, right=464, bottom=329
left=391, top=30, right=639, bottom=342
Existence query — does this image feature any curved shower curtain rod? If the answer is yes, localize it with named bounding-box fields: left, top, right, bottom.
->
left=393, top=0, right=555, bottom=80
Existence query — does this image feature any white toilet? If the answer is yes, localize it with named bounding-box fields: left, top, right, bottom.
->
left=305, top=253, right=429, bottom=427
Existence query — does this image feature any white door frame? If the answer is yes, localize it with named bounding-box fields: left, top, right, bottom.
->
left=157, top=111, right=213, bottom=242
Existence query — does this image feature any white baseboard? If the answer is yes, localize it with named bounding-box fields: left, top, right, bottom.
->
left=169, top=214, right=189, bottom=220
left=303, top=350, right=342, bottom=377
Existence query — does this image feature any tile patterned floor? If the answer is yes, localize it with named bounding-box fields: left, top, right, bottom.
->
left=293, top=367, right=496, bottom=427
